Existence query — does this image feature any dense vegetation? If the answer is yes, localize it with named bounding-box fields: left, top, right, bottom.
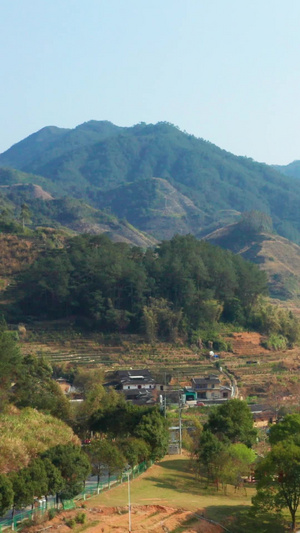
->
left=0, top=407, right=79, bottom=474
left=8, top=234, right=267, bottom=341
left=1, top=121, right=300, bottom=243
left=0, top=321, right=169, bottom=516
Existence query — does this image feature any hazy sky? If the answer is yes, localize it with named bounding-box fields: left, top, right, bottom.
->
left=1, top=0, right=300, bottom=164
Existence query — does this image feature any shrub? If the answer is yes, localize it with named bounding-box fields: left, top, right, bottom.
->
left=75, top=512, right=87, bottom=524
left=65, top=518, right=76, bottom=529
left=262, top=334, right=287, bottom=351
left=48, top=508, right=59, bottom=520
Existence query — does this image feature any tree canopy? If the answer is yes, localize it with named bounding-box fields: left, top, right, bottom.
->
left=13, top=234, right=267, bottom=339
left=204, top=399, right=257, bottom=447
left=254, top=441, right=300, bottom=532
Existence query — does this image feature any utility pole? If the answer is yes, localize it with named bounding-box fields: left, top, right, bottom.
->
left=164, top=371, right=167, bottom=418
left=127, top=471, right=131, bottom=532
left=179, top=404, right=182, bottom=454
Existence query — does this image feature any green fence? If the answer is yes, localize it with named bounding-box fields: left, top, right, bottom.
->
left=0, top=501, right=57, bottom=533
left=0, top=460, right=152, bottom=533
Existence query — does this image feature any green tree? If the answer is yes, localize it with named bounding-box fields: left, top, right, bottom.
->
left=205, top=399, right=257, bottom=447
left=85, top=439, right=111, bottom=485
left=0, top=474, right=14, bottom=517
left=42, top=445, right=91, bottom=500
left=0, top=320, right=22, bottom=407
left=143, top=298, right=182, bottom=342
left=117, top=437, right=150, bottom=468
left=196, top=430, right=225, bottom=486
left=254, top=441, right=300, bottom=531
left=134, top=409, right=169, bottom=460
left=73, top=368, right=104, bottom=398
left=92, top=440, right=125, bottom=486
left=10, top=459, right=48, bottom=511
left=13, top=354, right=71, bottom=421
left=220, top=443, right=256, bottom=490
left=10, top=469, right=34, bottom=511
left=269, top=414, right=300, bottom=446
left=43, top=459, right=64, bottom=504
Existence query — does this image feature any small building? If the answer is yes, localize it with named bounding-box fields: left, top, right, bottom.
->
left=190, top=374, right=232, bottom=401
left=249, top=404, right=276, bottom=427
left=115, top=369, right=156, bottom=391
left=104, top=369, right=158, bottom=404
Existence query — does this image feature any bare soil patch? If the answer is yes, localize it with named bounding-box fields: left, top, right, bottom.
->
left=25, top=505, right=223, bottom=533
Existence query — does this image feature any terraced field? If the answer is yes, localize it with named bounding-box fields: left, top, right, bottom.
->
left=19, top=323, right=300, bottom=405
left=220, top=332, right=300, bottom=404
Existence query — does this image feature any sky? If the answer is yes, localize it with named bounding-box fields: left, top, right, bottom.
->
left=1, top=0, right=300, bottom=164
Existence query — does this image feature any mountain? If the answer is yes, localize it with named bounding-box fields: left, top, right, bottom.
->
left=205, top=222, right=300, bottom=300
left=0, top=121, right=123, bottom=171
left=1, top=121, right=300, bottom=243
left=275, top=161, right=300, bottom=180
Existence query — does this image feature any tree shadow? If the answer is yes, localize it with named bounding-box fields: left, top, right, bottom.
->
left=158, top=458, right=194, bottom=473
left=205, top=505, right=288, bottom=533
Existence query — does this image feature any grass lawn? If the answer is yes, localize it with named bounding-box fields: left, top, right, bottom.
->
left=87, top=455, right=288, bottom=532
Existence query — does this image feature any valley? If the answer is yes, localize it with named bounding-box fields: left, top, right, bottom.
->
left=2, top=121, right=300, bottom=532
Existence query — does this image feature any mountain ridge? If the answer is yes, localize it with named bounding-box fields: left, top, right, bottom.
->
left=1, top=120, right=300, bottom=243
left=205, top=222, right=300, bottom=300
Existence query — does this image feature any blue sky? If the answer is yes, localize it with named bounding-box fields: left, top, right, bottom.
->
left=1, top=0, right=300, bottom=164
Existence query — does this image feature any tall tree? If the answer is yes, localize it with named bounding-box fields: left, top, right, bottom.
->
left=13, top=354, right=71, bottom=421
left=0, top=474, right=14, bottom=517
left=42, top=445, right=91, bottom=500
left=134, top=409, right=169, bottom=460
left=254, top=441, right=300, bottom=532
left=205, top=399, right=257, bottom=447
left=269, top=414, right=300, bottom=446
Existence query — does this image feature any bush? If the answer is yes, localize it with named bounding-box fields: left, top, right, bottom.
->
left=48, top=508, right=59, bottom=520
left=262, top=334, right=287, bottom=351
left=65, top=518, right=76, bottom=529
left=75, top=512, right=87, bottom=524
left=21, top=519, right=35, bottom=528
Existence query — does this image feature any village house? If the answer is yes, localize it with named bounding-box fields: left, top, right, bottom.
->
left=249, top=404, right=276, bottom=427
left=105, top=369, right=158, bottom=404
left=190, top=374, right=232, bottom=401
left=115, top=369, right=157, bottom=391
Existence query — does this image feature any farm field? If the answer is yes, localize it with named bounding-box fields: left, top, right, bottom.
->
left=19, top=323, right=300, bottom=407
left=221, top=332, right=300, bottom=405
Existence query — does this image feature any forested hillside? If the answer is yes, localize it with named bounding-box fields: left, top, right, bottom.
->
left=4, top=234, right=267, bottom=337
left=1, top=121, right=300, bottom=243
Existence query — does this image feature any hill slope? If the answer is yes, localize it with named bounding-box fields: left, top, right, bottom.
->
left=1, top=121, right=300, bottom=243
left=97, top=177, right=206, bottom=239
left=0, top=176, right=157, bottom=247
left=205, top=223, right=300, bottom=299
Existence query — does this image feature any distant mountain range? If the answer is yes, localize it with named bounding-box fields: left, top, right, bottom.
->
left=1, top=120, right=300, bottom=244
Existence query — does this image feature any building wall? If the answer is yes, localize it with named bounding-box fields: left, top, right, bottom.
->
left=122, top=384, right=155, bottom=390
